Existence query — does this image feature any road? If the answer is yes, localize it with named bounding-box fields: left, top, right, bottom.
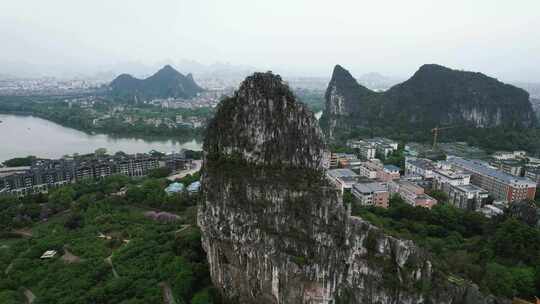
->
left=167, top=160, right=202, bottom=181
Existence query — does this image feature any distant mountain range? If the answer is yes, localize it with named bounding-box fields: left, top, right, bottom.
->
left=108, top=65, right=204, bottom=101
left=322, top=64, right=536, bottom=138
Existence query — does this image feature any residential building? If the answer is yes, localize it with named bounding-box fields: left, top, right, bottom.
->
left=351, top=182, right=389, bottom=208
left=448, top=184, right=489, bottom=211
left=392, top=181, right=438, bottom=209
left=326, top=169, right=359, bottom=193
left=348, top=138, right=398, bottom=159
left=415, top=194, right=438, bottom=209
left=525, top=167, right=540, bottom=186
left=405, top=158, right=435, bottom=179
left=358, top=160, right=381, bottom=180
left=0, top=152, right=194, bottom=197
left=378, top=165, right=401, bottom=182
left=329, top=153, right=357, bottom=169
left=368, top=137, right=399, bottom=159
left=479, top=205, right=504, bottom=218
left=347, top=140, right=376, bottom=160
left=447, top=156, right=536, bottom=202
left=432, top=168, right=470, bottom=193
left=490, top=159, right=523, bottom=177
left=492, top=150, right=527, bottom=161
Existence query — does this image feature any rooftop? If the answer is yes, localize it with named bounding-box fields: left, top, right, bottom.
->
left=353, top=182, right=387, bottom=194
left=447, top=157, right=536, bottom=186
left=406, top=158, right=435, bottom=170
left=383, top=165, right=400, bottom=172
left=433, top=168, right=470, bottom=179
left=453, top=184, right=488, bottom=193
left=327, top=169, right=358, bottom=179
left=165, top=182, right=184, bottom=194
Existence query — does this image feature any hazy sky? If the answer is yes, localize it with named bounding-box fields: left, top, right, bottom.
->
left=1, top=0, right=539, bottom=81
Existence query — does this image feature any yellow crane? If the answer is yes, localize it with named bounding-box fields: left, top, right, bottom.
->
left=431, top=125, right=456, bottom=148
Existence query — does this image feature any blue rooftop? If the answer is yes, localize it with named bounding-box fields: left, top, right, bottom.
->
left=384, top=165, right=400, bottom=172
left=165, top=182, right=184, bottom=194
left=187, top=181, right=201, bottom=192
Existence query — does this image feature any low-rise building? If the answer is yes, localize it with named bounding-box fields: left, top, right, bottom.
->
left=479, top=205, right=504, bottom=218
left=348, top=138, right=398, bottom=159
left=326, top=169, right=359, bottom=193
left=525, top=167, right=540, bottom=186
left=492, top=150, right=527, bottom=161
left=405, top=158, right=435, bottom=179
left=352, top=182, right=389, bottom=208
left=368, top=137, right=399, bottom=159
left=490, top=159, right=524, bottom=177
left=329, top=153, right=357, bottom=169
left=448, top=184, right=489, bottom=211
left=348, top=140, right=376, bottom=160
left=378, top=165, right=401, bottom=182
left=432, top=168, right=470, bottom=193
left=358, top=160, right=381, bottom=179
left=392, top=181, right=438, bottom=209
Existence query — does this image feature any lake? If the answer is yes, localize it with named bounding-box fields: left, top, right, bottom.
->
left=0, top=114, right=202, bottom=162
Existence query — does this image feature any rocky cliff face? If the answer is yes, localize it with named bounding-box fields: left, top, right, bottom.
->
left=199, top=72, right=505, bottom=304
left=322, top=64, right=536, bottom=138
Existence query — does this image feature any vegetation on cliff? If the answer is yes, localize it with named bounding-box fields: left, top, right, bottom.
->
left=353, top=196, right=540, bottom=300
left=322, top=64, right=539, bottom=153
left=109, top=65, right=204, bottom=102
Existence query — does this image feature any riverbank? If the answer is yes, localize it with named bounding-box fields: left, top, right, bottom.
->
left=0, top=114, right=202, bottom=162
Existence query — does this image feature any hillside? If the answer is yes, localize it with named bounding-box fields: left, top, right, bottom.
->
left=199, top=71, right=502, bottom=303
left=109, top=65, right=204, bottom=101
left=322, top=64, right=536, bottom=140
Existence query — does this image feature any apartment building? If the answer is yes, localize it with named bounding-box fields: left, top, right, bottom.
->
left=525, top=167, right=540, bottom=186
left=351, top=182, right=389, bottom=208
left=489, top=159, right=523, bottom=177
left=0, top=153, right=190, bottom=197
left=378, top=165, right=401, bottom=182
left=347, top=140, right=376, bottom=160
left=447, top=156, right=536, bottom=202
left=432, top=168, right=470, bottom=193
left=448, top=184, right=489, bottom=211
left=405, top=158, right=435, bottom=179
left=390, top=181, right=437, bottom=209
left=358, top=160, right=381, bottom=179
left=326, top=169, right=359, bottom=193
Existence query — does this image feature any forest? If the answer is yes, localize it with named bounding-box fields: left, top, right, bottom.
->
left=0, top=173, right=219, bottom=304
left=351, top=195, right=540, bottom=300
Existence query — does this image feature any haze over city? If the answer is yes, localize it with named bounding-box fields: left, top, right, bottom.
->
left=2, top=0, right=540, bottom=81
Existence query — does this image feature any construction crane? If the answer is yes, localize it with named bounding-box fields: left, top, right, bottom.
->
left=431, top=126, right=456, bottom=148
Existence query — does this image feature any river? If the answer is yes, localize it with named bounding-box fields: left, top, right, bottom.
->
left=0, top=114, right=202, bottom=162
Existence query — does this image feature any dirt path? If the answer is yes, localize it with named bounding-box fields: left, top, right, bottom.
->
left=23, top=288, right=36, bottom=304
left=105, top=255, right=119, bottom=278
left=159, top=282, right=177, bottom=304
left=61, top=247, right=82, bottom=264
left=4, top=261, right=13, bottom=274
left=175, top=224, right=191, bottom=234
left=12, top=228, right=33, bottom=237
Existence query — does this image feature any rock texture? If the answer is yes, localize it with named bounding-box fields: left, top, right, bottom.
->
left=109, top=65, right=203, bottom=101
left=199, top=72, right=506, bottom=304
left=322, top=64, right=536, bottom=138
